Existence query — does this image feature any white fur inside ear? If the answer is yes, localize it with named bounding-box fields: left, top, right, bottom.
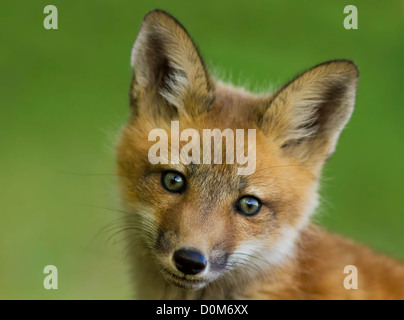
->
left=159, top=62, right=189, bottom=111
left=131, top=32, right=190, bottom=111
left=285, top=95, right=322, bottom=141
left=130, top=31, right=149, bottom=88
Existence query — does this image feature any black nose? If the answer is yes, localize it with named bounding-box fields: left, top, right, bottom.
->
left=173, top=248, right=207, bottom=275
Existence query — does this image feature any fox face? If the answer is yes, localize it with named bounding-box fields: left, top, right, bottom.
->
left=116, top=10, right=358, bottom=295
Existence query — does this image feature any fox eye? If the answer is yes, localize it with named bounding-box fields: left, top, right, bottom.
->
left=161, top=171, right=186, bottom=193
left=236, top=196, right=261, bottom=216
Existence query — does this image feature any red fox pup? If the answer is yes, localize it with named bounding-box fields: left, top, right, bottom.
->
left=116, top=10, right=404, bottom=299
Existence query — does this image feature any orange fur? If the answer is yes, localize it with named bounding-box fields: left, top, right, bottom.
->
left=115, top=10, right=404, bottom=300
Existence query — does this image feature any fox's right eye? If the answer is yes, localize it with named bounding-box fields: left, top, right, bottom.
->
left=161, top=171, right=186, bottom=193
left=236, top=196, right=261, bottom=216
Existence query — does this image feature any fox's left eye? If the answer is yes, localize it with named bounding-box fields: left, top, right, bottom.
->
left=161, top=171, right=186, bottom=193
left=236, top=196, right=261, bottom=216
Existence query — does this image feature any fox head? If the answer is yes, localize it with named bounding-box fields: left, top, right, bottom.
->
left=116, top=10, right=358, bottom=293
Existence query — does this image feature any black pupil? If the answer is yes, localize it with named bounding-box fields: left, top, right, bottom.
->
left=245, top=199, right=256, bottom=209
left=169, top=175, right=181, bottom=186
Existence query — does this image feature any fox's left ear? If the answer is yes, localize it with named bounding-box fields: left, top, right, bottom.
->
left=130, top=10, right=214, bottom=118
left=261, top=60, right=359, bottom=166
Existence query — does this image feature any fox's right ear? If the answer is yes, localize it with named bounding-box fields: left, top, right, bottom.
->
left=130, top=10, right=214, bottom=119
left=260, top=60, right=359, bottom=168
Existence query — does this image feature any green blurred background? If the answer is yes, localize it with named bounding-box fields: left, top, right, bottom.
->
left=1, top=0, right=403, bottom=299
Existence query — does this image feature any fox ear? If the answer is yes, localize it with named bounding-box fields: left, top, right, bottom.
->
left=130, top=10, right=214, bottom=118
left=261, top=60, right=359, bottom=165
